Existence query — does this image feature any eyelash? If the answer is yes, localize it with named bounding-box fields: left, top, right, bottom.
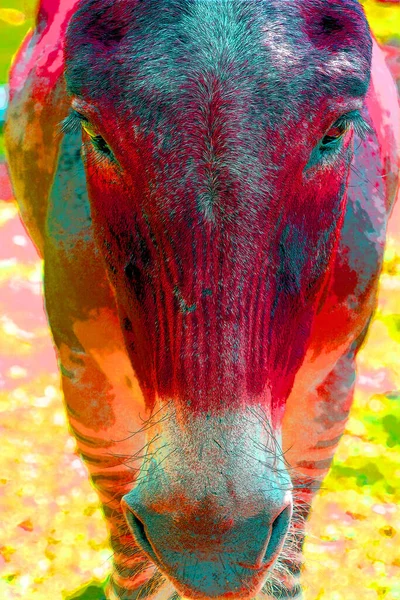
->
left=60, top=108, right=372, bottom=171
left=61, top=110, right=84, bottom=134
left=303, top=110, right=372, bottom=173
left=338, top=111, right=373, bottom=139
left=321, top=110, right=372, bottom=149
left=61, top=110, right=116, bottom=163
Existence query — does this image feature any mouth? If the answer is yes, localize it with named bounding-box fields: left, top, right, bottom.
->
left=117, top=504, right=296, bottom=600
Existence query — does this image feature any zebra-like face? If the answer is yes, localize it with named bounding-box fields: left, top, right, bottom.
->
left=65, top=0, right=371, bottom=596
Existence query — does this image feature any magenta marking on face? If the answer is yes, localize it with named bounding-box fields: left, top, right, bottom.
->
left=81, top=116, right=351, bottom=420
left=65, top=0, right=372, bottom=419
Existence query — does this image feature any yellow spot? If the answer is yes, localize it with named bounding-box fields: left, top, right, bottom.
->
left=0, top=202, right=18, bottom=225
left=362, top=0, right=400, bottom=42
left=369, top=398, right=385, bottom=413
left=0, top=8, right=25, bottom=26
left=0, top=546, right=16, bottom=562
left=82, top=121, right=98, bottom=138
left=346, top=417, right=367, bottom=437
left=379, top=526, right=395, bottom=538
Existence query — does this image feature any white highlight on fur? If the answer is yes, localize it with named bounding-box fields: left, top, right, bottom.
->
left=261, top=27, right=302, bottom=71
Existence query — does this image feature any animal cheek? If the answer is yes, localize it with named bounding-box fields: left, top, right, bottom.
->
left=59, top=343, right=117, bottom=431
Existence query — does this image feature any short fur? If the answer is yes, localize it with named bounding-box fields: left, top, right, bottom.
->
left=5, top=1, right=399, bottom=598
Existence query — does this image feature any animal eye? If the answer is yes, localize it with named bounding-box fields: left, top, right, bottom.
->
left=81, top=122, right=112, bottom=157
left=320, top=110, right=371, bottom=151
left=305, top=110, right=371, bottom=172
left=61, top=109, right=116, bottom=162
left=90, top=134, right=113, bottom=158
left=320, top=121, right=349, bottom=148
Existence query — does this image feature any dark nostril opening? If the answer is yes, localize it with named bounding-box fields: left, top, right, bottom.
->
left=125, top=511, right=158, bottom=565
left=263, top=504, right=292, bottom=566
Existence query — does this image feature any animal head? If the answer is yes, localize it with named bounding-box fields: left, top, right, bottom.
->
left=64, top=1, right=372, bottom=597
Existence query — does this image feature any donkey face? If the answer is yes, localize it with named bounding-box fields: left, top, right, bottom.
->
left=64, top=0, right=371, bottom=596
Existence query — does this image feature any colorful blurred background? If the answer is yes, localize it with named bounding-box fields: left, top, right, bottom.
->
left=0, top=1, right=400, bottom=599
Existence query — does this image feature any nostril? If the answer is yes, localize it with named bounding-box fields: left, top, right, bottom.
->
left=263, top=504, right=292, bottom=566
left=124, top=509, right=158, bottom=564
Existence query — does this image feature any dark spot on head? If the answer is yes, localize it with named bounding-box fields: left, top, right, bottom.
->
left=139, top=238, right=151, bottom=267
left=74, top=2, right=134, bottom=47
left=125, top=258, right=146, bottom=303
left=123, top=317, right=133, bottom=332
left=125, top=376, right=133, bottom=388
left=321, top=15, right=343, bottom=34
left=69, top=352, right=85, bottom=366
left=108, top=262, right=118, bottom=275
left=302, top=1, right=371, bottom=61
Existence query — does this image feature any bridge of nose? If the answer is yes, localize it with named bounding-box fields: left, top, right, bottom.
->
left=122, top=408, right=292, bottom=519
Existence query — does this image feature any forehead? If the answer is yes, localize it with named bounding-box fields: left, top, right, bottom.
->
left=66, top=0, right=372, bottom=124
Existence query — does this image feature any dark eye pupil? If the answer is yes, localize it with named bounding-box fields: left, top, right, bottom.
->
left=321, top=124, right=347, bottom=146
left=92, top=135, right=112, bottom=156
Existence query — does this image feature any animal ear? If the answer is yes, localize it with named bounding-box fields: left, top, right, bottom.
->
left=65, top=0, right=138, bottom=96
left=66, top=0, right=136, bottom=50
